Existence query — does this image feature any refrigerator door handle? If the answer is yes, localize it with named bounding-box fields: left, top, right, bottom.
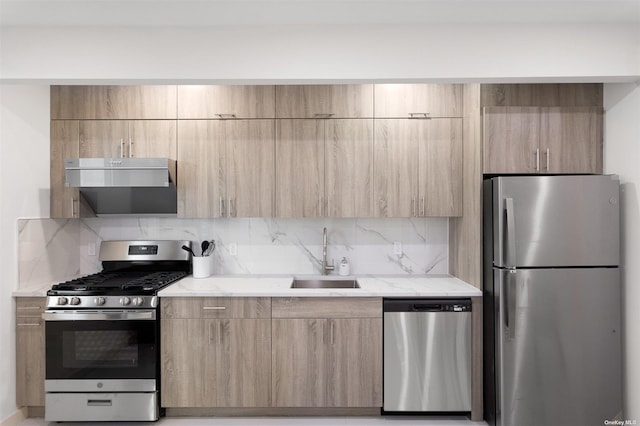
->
left=505, top=270, right=516, bottom=340
left=505, top=197, right=516, bottom=268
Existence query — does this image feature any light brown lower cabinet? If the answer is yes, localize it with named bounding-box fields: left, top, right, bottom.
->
left=16, top=297, right=46, bottom=407
left=161, top=318, right=271, bottom=407
left=271, top=318, right=382, bottom=407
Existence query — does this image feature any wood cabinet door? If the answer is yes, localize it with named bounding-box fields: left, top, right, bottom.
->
left=161, top=318, right=271, bottom=407
left=325, top=119, right=374, bottom=217
left=226, top=120, right=275, bottom=217
left=50, top=120, right=80, bottom=218
left=276, top=85, right=374, bottom=118
left=374, top=84, right=463, bottom=118
left=540, top=107, right=603, bottom=174
left=178, top=85, right=276, bottom=119
left=275, top=120, right=325, bottom=217
left=419, top=118, right=463, bottom=217
left=373, top=119, right=418, bottom=217
left=272, top=319, right=328, bottom=407
left=51, top=85, right=177, bottom=119
left=16, top=298, right=45, bottom=407
left=483, top=106, right=540, bottom=174
left=326, top=318, right=382, bottom=407
left=129, top=120, right=178, bottom=178
left=79, top=120, right=129, bottom=158
left=177, top=120, right=226, bottom=218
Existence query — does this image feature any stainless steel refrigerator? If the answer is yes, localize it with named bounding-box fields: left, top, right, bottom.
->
left=483, top=175, right=622, bottom=426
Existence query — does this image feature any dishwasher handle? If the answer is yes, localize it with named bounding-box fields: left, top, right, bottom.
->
left=384, top=299, right=472, bottom=313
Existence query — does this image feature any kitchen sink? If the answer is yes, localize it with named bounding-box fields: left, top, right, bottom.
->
left=290, top=279, right=360, bottom=289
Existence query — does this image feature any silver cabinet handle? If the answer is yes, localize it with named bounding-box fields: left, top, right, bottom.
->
left=219, top=198, right=225, bottom=217
left=329, top=321, right=334, bottom=345
left=313, top=113, right=334, bottom=119
left=535, top=148, right=540, bottom=172
left=545, top=148, right=550, bottom=171
left=203, top=306, right=226, bottom=310
left=411, top=198, right=416, bottom=217
left=17, top=306, right=43, bottom=311
left=505, top=198, right=516, bottom=268
left=17, top=323, right=41, bottom=327
left=120, top=138, right=125, bottom=158
left=71, top=197, right=78, bottom=217
left=408, top=112, right=430, bottom=119
left=420, top=197, right=425, bottom=217
left=228, top=199, right=235, bottom=217
left=216, top=113, right=237, bottom=119
left=129, top=137, right=133, bottom=158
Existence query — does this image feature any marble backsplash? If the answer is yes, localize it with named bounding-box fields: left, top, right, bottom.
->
left=18, top=217, right=448, bottom=287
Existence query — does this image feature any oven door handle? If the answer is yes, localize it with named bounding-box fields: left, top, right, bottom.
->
left=42, top=310, right=156, bottom=321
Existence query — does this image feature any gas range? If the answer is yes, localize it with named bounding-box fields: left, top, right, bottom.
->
left=43, top=240, right=192, bottom=423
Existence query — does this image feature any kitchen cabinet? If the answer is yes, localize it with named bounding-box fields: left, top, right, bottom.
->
left=178, top=120, right=275, bottom=218
left=16, top=297, right=46, bottom=407
left=161, top=297, right=271, bottom=407
left=271, top=298, right=382, bottom=408
left=276, top=85, right=374, bottom=118
left=276, top=119, right=373, bottom=217
left=374, top=118, right=462, bottom=217
left=483, top=106, right=603, bottom=174
left=374, top=84, right=463, bottom=118
left=50, top=119, right=177, bottom=218
left=178, top=85, right=276, bottom=119
left=51, top=85, right=177, bottom=120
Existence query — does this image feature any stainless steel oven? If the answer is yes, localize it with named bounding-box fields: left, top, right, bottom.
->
left=42, top=240, right=191, bottom=422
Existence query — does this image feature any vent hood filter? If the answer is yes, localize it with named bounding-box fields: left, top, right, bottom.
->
left=65, top=158, right=177, bottom=215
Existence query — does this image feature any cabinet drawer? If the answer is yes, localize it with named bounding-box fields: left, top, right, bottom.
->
left=161, top=297, right=271, bottom=319
left=16, top=297, right=46, bottom=322
left=272, top=297, right=382, bottom=319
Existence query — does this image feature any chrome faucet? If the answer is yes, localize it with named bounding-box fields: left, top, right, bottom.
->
left=322, top=227, right=334, bottom=275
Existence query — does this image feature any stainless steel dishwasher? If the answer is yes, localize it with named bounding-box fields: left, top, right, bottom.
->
left=383, top=299, right=472, bottom=413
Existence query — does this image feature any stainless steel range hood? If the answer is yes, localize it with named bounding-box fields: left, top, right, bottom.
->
left=65, top=158, right=177, bottom=215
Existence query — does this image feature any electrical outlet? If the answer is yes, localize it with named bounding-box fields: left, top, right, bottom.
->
left=229, top=243, right=238, bottom=256
left=88, top=242, right=96, bottom=256
left=393, top=241, right=402, bottom=255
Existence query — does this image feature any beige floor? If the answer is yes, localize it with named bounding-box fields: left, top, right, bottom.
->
left=19, top=416, right=488, bottom=426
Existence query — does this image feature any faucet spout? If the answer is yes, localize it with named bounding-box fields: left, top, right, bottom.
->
left=322, top=227, right=334, bottom=275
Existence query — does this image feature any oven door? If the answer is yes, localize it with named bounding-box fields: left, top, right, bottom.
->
left=43, top=309, right=158, bottom=390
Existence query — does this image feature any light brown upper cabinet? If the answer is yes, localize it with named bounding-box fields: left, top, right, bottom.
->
left=50, top=119, right=177, bottom=218
left=51, top=86, right=177, bottom=119
left=374, top=84, right=463, bottom=118
left=275, top=119, right=373, bottom=217
left=374, top=118, right=462, bottom=217
left=483, top=106, right=602, bottom=174
left=178, top=120, right=275, bottom=218
left=276, top=85, right=374, bottom=118
left=177, top=85, right=276, bottom=119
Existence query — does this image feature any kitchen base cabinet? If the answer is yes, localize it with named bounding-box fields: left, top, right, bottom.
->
left=161, top=318, right=271, bottom=407
left=16, top=298, right=46, bottom=408
left=271, top=298, right=382, bottom=408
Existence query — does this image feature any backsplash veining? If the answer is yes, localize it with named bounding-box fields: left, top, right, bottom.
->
left=18, top=217, right=448, bottom=287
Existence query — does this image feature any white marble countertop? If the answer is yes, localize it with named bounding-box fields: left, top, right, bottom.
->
left=157, top=274, right=481, bottom=298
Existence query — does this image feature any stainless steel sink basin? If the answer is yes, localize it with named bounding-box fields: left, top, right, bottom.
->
left=290, top=279, right=360, bottom=289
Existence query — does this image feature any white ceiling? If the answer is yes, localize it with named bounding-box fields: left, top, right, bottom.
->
left=1, top=0, right=639, bottom=27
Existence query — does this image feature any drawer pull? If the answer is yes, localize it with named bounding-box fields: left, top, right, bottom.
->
left=17, top=306, right=42, bottom=311
left=87, top=399, right=112, bottom=407
left=17, top=323, right=41, bottom=327
left=408, top=112, right=430, bottom=119
left=203, top=306, right=226, bottom=310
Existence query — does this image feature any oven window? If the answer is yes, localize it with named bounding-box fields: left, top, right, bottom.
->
left=46, top=319, right=157, bottom=380
left=65, top=330, right=139, bottom=368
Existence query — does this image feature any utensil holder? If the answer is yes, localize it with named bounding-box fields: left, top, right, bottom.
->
left=192, top=256, right=212, bottom=279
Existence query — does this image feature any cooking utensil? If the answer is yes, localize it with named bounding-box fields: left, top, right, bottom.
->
left=201, top=240, right=210, bottom=257
left=181, top=245, right=196, bottom=257
left=204, top=240, right=215, bottom=256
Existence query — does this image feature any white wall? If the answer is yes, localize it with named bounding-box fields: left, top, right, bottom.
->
left=1, top=23, right=639, bottom=82
left=604, top=82, right=640, bottom=421
left=0, top=85, right=50, bottom=421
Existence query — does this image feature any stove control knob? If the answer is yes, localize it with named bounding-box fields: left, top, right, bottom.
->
left=94, top=296, right=106, bottom=306
left=70, top=297, right=81, bottom=306
left=57, top=296, right=68, bottom=306
left=132, top=297, right=144, bottom=307
left=120, top=297, right=131, bottom=306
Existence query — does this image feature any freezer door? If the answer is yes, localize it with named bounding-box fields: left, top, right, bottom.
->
left=492, top=175, right=619, bottom=268
left=496, top=268, right=621, bottom=426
